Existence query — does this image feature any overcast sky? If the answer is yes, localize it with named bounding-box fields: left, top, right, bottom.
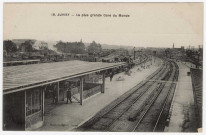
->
left=4, top=3, right=203, bottom=48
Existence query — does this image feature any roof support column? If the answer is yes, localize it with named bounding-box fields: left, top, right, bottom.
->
left=42, top=87, right=45, bottom=121
left=80, top=77, right=83, bottom=105
left=102, top=71, right=105, bottom=93
left=24, top=90, right=26, bottom=130
left=56, top=82, right=60, bottom=102
left=62, top=81, right=65, bottom=101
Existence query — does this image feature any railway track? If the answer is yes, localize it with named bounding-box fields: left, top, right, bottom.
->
left=76, top=59, right=179, bottom=132
left=133, top=61, right=179, bottom=132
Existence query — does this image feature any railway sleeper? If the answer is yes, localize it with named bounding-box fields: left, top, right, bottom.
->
left=154, top=81, right=178, bottom=132
left=77, top=60, right=178, bottom=131
left=128, top=84, right=164, bottom=122
left=128, top=96, right=155, bottom=122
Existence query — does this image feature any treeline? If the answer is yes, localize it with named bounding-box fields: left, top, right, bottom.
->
left=4, top=39, right=103, bottom=56
left=54, top=41, right=102, bottom=54
left=4, top=40, right=47, bottom=53
left=3, top=40, right=57, bottom=58
left=3, top=40, right=18, bottom=53
left=54, top=41, right=85, bottom=54
left=88, top=41, right=102, bottom=55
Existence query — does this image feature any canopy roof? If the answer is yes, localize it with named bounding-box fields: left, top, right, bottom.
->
left=3, top=60, right=125, bottom=94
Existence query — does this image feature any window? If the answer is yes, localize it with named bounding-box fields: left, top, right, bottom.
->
left=26, top=88, right=42, bottom=116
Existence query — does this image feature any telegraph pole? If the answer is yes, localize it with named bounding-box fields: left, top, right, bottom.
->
left=196, top=51, right=200, bottom=69
left=133, top=47, right=136, bottom=60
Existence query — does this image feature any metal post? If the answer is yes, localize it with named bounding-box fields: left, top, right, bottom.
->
left=197, top=52, right=200, bottom=69
left=42, top=87, right=45, bottom=121
left=24, top=90, right=26, bottom=130
left=62, top=81, right=65, bottom=101
left=80, top=77, right=83, bottom=105
left=151, top=56, right=152, bottom=65
left=102, top=71, right=105, bottom=93
left=56, top=82, right=59, bottom=102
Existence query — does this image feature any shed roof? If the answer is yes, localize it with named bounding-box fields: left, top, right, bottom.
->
left=3, top=60, right=126, bottom=94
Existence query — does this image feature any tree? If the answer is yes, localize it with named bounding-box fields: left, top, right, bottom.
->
left=88, top=41, right=102, bottom=55
left=54, top=41, right=86, bottom=54
left=54, top=41, right=66, bottom=53
left=72, top=42, right=85, bottom=54
left=3, top=40, right=17, bottom=53
left=186, top=49, right=194, bottom=58
left=165, top=49, right=170, bottom=58
left=20, top=40, right=35, bottom=52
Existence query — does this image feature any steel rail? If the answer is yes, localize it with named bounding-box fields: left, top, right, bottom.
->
left=93, top=62, right=169, bottom=130
left=79, top=59, right=172, bottom=131
left=132, top=61, right=178, bottom=132
left=153, top=61, right=178, bottom=131
left=102, top=61, right=169, bottom=131
left=104, top=82, right=162, bottom=131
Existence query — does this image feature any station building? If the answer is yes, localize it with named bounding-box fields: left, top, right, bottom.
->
left=3, top=60, right=126, bottom=131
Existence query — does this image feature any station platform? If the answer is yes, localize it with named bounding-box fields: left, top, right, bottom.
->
left=36, top=58, right=162, bottom=131
left=166, top=62, right=198, bottom=132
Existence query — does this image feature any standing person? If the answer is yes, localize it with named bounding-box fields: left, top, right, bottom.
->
left=66, top=84, right=73, bottom=104
left=52, top=90, right=56, bottom=103
left=110, top=72, right=114, bottom=82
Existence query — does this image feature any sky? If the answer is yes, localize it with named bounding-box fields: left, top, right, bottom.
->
left=4, top=3, right=203, bottom=48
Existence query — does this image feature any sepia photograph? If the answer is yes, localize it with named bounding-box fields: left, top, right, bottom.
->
left=2, top=2, right=204, bottom=133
